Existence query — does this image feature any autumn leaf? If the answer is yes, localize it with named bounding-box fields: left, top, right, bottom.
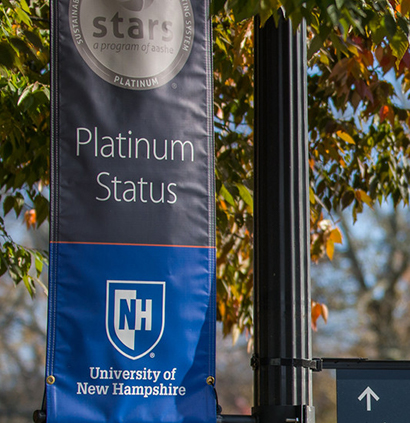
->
left=401, top=0, right=410, bottom=16
left=326, top=228, right=343, bottom=260
left=320, top=303, right=329, bottom=323
left=329, top=228, right=343, bottom=244
left=24, top=209, right=36, bottom=229
left=379, top=105, right=394, bottom=125
left=311, top=300, right=329, bottom=331
left=309, top=187, right=316, bottom=204
left=326, top=239, right=335, bottom=260
left=336, top=130, right=355, bottom=145
left=355, top=189, right=373, bottom=208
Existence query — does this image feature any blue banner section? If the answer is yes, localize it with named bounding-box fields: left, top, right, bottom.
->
left=47, top=0, right=216, bottom=421
left=47, top=243, right=216, bottom=423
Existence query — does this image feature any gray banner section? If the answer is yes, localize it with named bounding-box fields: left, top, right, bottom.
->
left=52, top=0, right=214, bottom=246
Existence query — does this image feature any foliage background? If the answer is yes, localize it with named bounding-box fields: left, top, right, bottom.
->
left=2, top=0, right=410, bottom=337
left=2, top=0, right=410, bottom=421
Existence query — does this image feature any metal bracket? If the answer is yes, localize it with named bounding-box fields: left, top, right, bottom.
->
left=217, top=415, right=257, bottom=423
left=252, top=405, right=315, bottom=423
left=33, top=410, right=46, bottom=423
left=251, top=355, right=323, bottom=372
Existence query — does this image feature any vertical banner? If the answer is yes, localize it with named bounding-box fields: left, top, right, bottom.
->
left=47, top=0, right=216, bottom=422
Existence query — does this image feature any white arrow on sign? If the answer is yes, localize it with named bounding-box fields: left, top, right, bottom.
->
left=358, top=386, right=380, bottom=411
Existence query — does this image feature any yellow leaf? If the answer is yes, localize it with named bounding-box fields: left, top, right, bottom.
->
left=219, top=302, right=226, bottom=318
left=19, top=0, right=31, bottom=13
left=319, top=53, right=330, bottom=66
left=309, top=187, right=316, bottom=204
left=336, top=130, right=355, bottom=145
left=346, top=44, right=359, bottom=56
left=326, top=239, right=335, bottom=260
left=356, top=189, right=373, bottom=208
left=329, top=228, right=343, bottom=244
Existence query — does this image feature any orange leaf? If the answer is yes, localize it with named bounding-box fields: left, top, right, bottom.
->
left=379, top=105, right=389, bottom=122
left=311, top=300, right=329, bottom=331
left=311, top=301, right=322, bottom=331
left=24, top=209, right=36, bottom=230
left=379, top=105, right=394, bottom=124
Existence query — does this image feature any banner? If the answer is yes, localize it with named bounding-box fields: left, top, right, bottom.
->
left=46, top=0, right=216, bottom=422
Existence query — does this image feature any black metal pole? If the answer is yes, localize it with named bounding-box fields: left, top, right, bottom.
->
left=253, top=13, right=314, bottom=423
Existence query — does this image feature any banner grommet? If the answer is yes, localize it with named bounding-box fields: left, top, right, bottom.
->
left=206, top=376, right=215, bottom=386
left=46, top=375, right=56, bottom=385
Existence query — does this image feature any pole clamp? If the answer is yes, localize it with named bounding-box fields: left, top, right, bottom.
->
left=251, top=355, right=323, bottom=372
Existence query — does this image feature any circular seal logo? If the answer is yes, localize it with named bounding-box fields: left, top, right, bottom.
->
left=69, top=0, right=194, bottom=90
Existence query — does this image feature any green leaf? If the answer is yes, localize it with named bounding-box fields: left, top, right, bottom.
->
left=10, top=37, right=34, bottom=57
left=23, top=30, right=44, bottom=50
left=13, top=193, right=25, bottom=216
left=34, top=193, right=49, bottom=226
left=383, top=13, right=397, bottom=38
left=1, top=0, right=13, bottom=8
left=390, top=29, right=409, bottom=66
left=0, top=256, right=7, bottom=277
left=397, top=16, right=410, bottom=36
left=236, top=183, right=253, bottom=212
left=210, top=0, right=227, bottom=15
left=14, top=6, right=32, bottom=26
left=369, top=16, right=388, bottom=44
left=34, top=253, right=44, bottom=276
left=326, top=4, right=340, bottom=27
left=215, top=36, right=228, bottom=54
left=0, top=42, right=15, bottom=68
left=229, top=0, right=258, bottom=21
left=220, top=184, right=236, bottom=207
left=42, top=86, right=51, bottom=101
left=341, top=190, right=355, bottom=209
left=335, top=0, right=344, bottom=10
left=308, top=34, right=324, bottom=59
left=22, top=274, right=35, bottom=297
left=17, top=85, right=33, bottom=106
left=19, top=0, right=31, bottom=14
left=3, top=196, right=15, bottom=216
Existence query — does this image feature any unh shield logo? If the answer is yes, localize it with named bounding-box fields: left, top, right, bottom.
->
left=106, top=280, right=165, bottom=360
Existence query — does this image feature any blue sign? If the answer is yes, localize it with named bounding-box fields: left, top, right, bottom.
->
left=46, top=0, right=216, bottom=422
left=337, top=369, right=410, bottom=423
